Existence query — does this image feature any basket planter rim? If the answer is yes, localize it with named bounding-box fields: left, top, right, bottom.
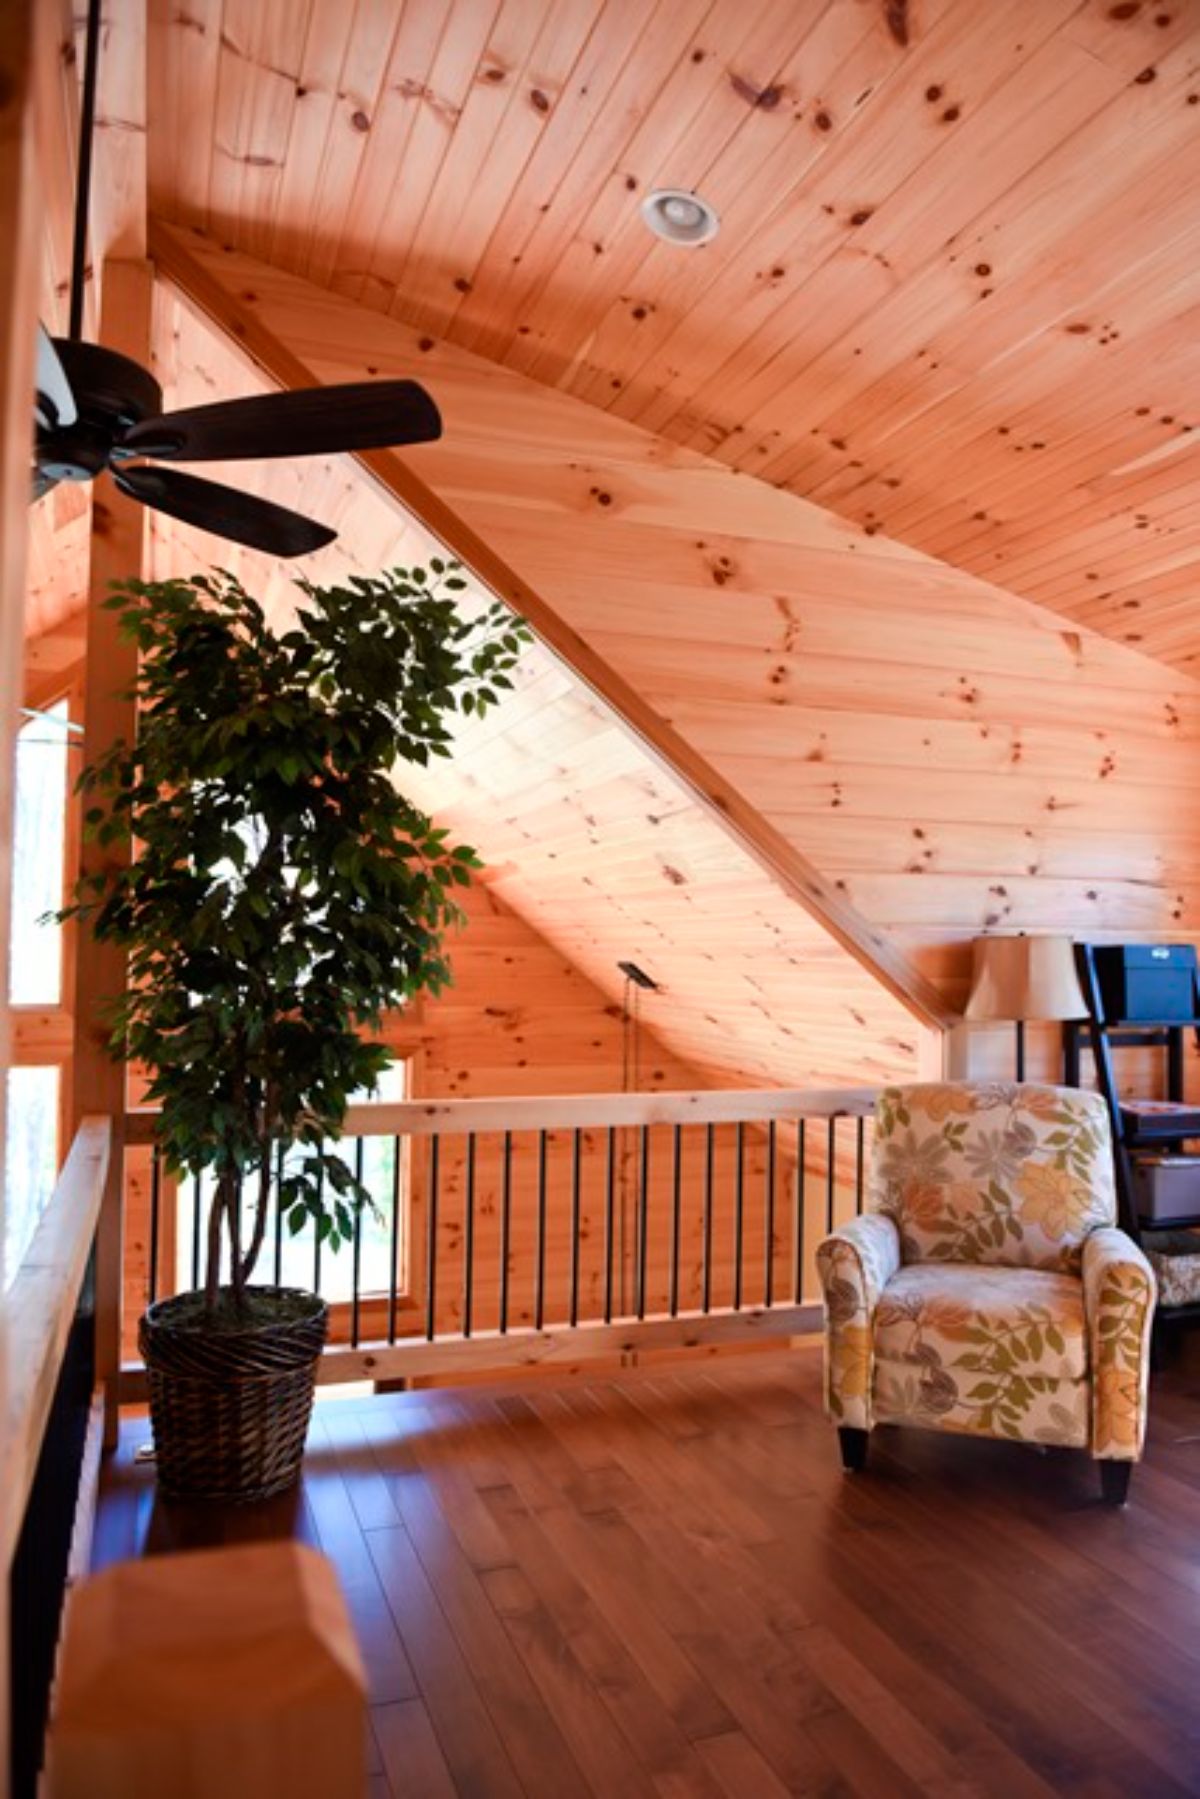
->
left=141, top=1285, right=328, bottom=1340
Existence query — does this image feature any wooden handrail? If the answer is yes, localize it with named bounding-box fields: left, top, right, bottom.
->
left=0, top=1116, right=111, bottom=1563
left=123, top=1086, right=879, bottom=1146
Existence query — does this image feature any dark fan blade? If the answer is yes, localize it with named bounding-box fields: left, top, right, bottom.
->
left=116, top=379, right=442, bottom=463
left=36, top=323, right=77, bottom=429
left=113, top=466, right=336, bottom=557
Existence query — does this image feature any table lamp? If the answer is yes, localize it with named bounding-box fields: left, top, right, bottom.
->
left=963, top=934, right=1088, bottom=1079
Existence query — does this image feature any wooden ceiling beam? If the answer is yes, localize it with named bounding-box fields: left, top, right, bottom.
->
left=147, top=217, right=953, bottom=1032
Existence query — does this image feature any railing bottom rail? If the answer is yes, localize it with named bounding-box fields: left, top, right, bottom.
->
left=118, top=1302, right=822, bottom=1403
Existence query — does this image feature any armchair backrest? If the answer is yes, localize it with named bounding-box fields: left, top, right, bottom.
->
left=870, top=1083, right=1116, bottom=1274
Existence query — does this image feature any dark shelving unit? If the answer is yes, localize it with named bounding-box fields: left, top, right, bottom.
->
left=1065, top=942, right=1200, bottom=1327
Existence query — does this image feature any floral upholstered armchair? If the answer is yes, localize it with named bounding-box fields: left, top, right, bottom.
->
left=816, top=1083, right=1156, bottom=1504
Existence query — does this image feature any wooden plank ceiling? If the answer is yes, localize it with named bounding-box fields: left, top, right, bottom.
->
left=139, top=281, right=931, bottom=1092
left=132, top=0, right=1200, bottom=674
left=148, top=227, right=1200, bottom=1027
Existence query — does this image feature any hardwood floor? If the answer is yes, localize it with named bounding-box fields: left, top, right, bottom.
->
left=94, top=1343, right=1200, bottom=1798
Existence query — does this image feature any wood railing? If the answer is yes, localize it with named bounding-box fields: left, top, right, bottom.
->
left=3, top=1116, right=111, bottom=1799
left=122, top=1088, right=875, bottom=1388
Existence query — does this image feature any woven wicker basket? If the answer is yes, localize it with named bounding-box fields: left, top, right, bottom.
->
left=139, top=1288, right=328, bottom=1504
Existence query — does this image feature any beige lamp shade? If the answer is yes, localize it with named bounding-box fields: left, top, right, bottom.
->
left=964, top=934, right=1088, bottom=1022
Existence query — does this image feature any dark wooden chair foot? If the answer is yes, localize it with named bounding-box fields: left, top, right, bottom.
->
left=1099, top=1460, right=1132, bottom=1506
left=838, top=1427, right=869, bottom=1472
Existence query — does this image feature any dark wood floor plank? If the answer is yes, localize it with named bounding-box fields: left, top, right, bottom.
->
left=477, top=1481, right=728, bottom=1797
left=366, top=1523, right=528, bottom=1799
left=95, top=1345, right=1200, bottom=1799
left=695, top=1728, right=794, bottom=1799
left=476, top=1555, right=669, bottom=1799
left=373, top=1698, right=460, bottom=1799
left=364, top=1431, right=591, bottom=1799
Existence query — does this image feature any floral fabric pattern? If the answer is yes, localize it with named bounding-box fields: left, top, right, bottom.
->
left=1083, top=1227, right=1155, bottom=1460
left=815, top=1213, right=900, bottom=1430
left=819, top=1083, right=1154, bottom=1467
left=1144, top=1229, right=1200, bottom=1309
left=871, top=1083, right=1115, bottom=1275
left=872, top=1263, right=1089, bottom=1447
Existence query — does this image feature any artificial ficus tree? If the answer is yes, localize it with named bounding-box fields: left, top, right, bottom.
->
left=66, top=562, right=529, bottom=1319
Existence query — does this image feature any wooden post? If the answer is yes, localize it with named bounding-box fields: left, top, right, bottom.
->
left=70, top=260, right=151, bottom=1448
left=48, top=1542, right=367, bottom=1799
left=0, top=3, right=45, bottom=1792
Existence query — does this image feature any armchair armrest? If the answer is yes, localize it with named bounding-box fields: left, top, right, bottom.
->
left=1082, top=1227, right=1156, bottom=1461
left=816, top=1214, right=902, bottom=1430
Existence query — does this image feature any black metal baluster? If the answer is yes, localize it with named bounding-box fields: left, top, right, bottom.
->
left=351, top=1137, right=364, bottom=1349
left=794, top=1120, right=806, bottom=1302
left=855, top=1115, right=866, bottom=1215
left=604, top=1126, right=616, bottom=1324
left=570, top=1129, right=582, bottom=1328
left=148, top=1150, right=161, bottom=1305
left=388, top=1136, right=401, bottom=1344
left=273, top=1143, right=285, bottom=1287
left=499, top=1130, right=513, bottom=1334
left=637, top=1126, right=650, bottom=1320
left=191, top=1173, right=202, bottom=1291
left=669, top=1124, right=682, bottom=1318
left=826, top=1118, right=836, bottom=1232
left=535, top=1131, right=548, bottom=1331
left=703, top=1123, right=714, bottom=1314
left=765, top=1119, right=776, bottom=1308
left=426, top=1135, right=440, bottom=1341
left=734, top=1121, right=745, bottom=1310
left=463, top=1133, right=476, bottom=1338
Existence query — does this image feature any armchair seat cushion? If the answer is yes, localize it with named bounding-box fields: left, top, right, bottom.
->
left=871, top=1261, right=1091, bottom=1449
left=874, top=1263, right=1087, bottom=1382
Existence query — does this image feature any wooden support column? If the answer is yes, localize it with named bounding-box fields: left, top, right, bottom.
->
left=71, top=260, right=151, bottom=1447
left=0, top=4, right=44, bottom=1789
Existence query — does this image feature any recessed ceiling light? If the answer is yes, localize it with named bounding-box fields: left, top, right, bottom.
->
left=641, top=188, right=720, bottom=247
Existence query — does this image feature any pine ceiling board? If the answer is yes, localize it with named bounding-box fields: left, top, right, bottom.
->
left=798, top=229, right=1200, bottom=508
left=147, top=0, right=222, bottom=229
left=341, top=0, right=503, bottom=306
left=567, top=0, right=899, bottom=412
left=445, top=0, right=717, bottom=361
left=440, top=0, right=686, bottom=358
left=714, top=45, right=1200, bottom=493
left=618, top=0, right=1084, bottom=439
left=800, top=277, right=1200, bottom=532
left=213, top=0, right=315, bottom=263
left=511, top=0, right=830, bottom=389
left=763, top=109, right=1200, bottom=500
left=34, top=0, right=80, bottom=337
left=290, top=0, right=410, bottom=288
left=378, top=0, right=604, bottom=341
left=809, top=281, right=1200, bottom=565
left=326, top=0, right=457, bottom=308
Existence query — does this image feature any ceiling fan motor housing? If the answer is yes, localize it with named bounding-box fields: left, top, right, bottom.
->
left=37, top=337, right=162, bottom=482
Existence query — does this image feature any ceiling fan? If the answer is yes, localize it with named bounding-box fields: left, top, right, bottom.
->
left=32, top=0, right=441, bottom=559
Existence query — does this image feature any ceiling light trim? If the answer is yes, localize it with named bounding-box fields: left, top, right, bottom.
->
left=641, top=188, right=720, bottom=247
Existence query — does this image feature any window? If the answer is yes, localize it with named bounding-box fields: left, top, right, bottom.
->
left=5, top=702, right=72, bottom=1283
left=4, top=1066, right=60, bottom=1287
left=9, top=702, right=69, bottom=1004
left=173, top=1059, right=412, bottom=1299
